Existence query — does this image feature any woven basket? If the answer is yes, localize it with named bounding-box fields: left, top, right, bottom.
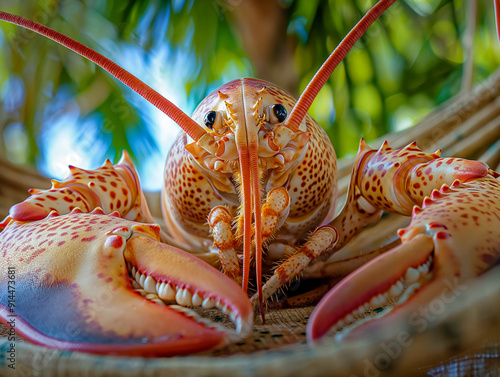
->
left=1, top=70, right=500, bottom=377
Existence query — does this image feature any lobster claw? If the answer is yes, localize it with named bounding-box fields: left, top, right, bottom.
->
left=307, top=175, right=500, bottom=343
left=0, top=209, right=252, bottom=356
left=307, top=235, right=441, bottom=341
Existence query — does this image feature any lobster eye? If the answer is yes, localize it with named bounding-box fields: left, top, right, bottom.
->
left=272, top=104, right=287, bottom=123
left=204, top=111, right=217, bottom=129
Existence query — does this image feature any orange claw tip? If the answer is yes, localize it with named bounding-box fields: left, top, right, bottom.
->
left=8, top=201, right=50, bottom=222
left=46, top=211, right=60, bottom=218
left=440, top=184, right=452, bottom=193
left=380, top=140, right=390, bottom=150
left=422, top=197, right=433, bottom=208
left=307, top=235, right=434, bottom=342
left=430, top=189, right=442, bottom=199
left=407, top=141, right=418, bottom=149
left=412, top=206, right=423, bottom=216
left=0, top=216, right=12, bottom=230
left=358, top=138, right=370, bottom=151
left=453, top=160, right=489, bottom=181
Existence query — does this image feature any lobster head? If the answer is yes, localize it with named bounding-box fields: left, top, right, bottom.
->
left=185, top=78, right=311, bottom=173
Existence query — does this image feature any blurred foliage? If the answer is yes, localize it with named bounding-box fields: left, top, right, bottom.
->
left=0, top=0, right=499, bottom=188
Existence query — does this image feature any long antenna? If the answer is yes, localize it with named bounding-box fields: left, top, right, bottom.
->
left=285, top=0, right=397, bottom=132
left=0, top=11, right=207, bottom=142
left=495, top=0, right=500, bottom=42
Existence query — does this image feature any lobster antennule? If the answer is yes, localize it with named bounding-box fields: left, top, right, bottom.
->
left=0, top=11, right=207, bottom=143
left=236, top=113, right=264, bottom=319
left=238, top=146, right=253, bottom=295
left=250, top=142, right=264, bottom=320
left=238, top=143, right=264, bottom=299
left=285, top=0, right=397, bottom=132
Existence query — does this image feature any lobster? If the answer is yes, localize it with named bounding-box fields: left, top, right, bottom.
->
left=0, top=0, right=499, bottom=358
left=0, top=0, right=396, bottom=316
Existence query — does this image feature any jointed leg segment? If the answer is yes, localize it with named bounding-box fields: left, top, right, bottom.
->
left=208, top=187, right=292, bottom=287
left=208, top=206, right=241, bottom=284
left=250, top=225, right=338, bottom=306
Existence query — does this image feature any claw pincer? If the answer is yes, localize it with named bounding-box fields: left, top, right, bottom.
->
left=308, top=141, right=500, bottom=342
left=0, top=209, right=252, bottom=356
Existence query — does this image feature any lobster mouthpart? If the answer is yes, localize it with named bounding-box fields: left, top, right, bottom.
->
left=0, top=209, right=252, bottom=356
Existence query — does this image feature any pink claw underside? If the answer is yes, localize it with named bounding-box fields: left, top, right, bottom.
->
left=0, top=304, right=223, bottom=356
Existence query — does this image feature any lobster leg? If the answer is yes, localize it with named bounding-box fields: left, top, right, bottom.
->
left=251, top=225, right=338, bottom=307
left=208, top=206, right=241, bottom=284
left=208, top=187, right=292, bottom=287
left=327, top=141, right=385, bottom=250
left=247, top=145, right=384, bottom=310
left=260, top=188, right=291, bottom=241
